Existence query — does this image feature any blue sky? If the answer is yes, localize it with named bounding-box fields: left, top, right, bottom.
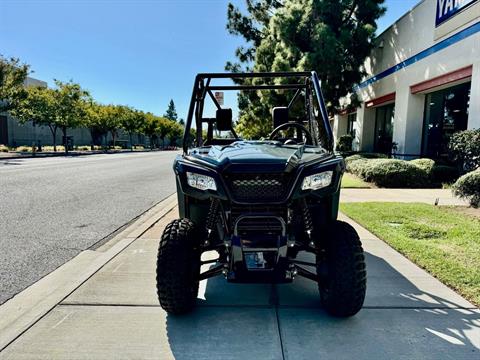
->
left=0, top=0, right=419, bottom=118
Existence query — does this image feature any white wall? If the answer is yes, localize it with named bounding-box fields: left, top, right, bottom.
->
left=335, top=0, right=480, bottom=156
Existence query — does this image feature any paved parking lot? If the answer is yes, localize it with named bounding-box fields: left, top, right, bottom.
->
left=0, top=206, right=479, bottom=359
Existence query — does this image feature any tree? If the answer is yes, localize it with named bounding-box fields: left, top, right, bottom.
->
left=157, top=117, right=172, bottom=148
left=164, top=99, right=178, bottom=121
left=226, top=0, right=385, bottom=138
left=11, top=86, right=60, bottom=151
left=143, top=113, right=162, bottom=149
left=83, top=101, right=108, bottom=150
left=12, top=81, right=90, bottom=153
left=168, top=121, right=184, bottom=148
left=102, top=105, right=122, bottom=149
left=226, top=0, right=283, bottom=72
left=54, top=80, right=90, bottom=154
left=0, top=55, right=29, bottom=113
left=120, top=107, right=146, bottom=151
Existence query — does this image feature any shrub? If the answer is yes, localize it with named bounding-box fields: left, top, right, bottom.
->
left=345, top=153, right=388, bottom=172
left=0, top=144, right=9, bottom=152
left=411, top=158, right=435, bottom=177
left=336, top=134, right=353, bottom=152
left=452, top=169, right=480, bottom=207
left=16, top=146, right=32, bottom=152
left=348, top=158, right=429, bottom=188
left=448, top=129, right=480, bottom=172
left=365, top=160, right=430, bottom=188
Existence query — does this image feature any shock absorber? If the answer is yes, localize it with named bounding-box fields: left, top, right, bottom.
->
left=300, top=198, right=315, bottom=247
left=204, top=199, right=220, bottom=246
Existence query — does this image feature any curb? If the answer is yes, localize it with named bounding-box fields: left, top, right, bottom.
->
left=0, top=194, right=177, bottom=352
left=0, top=149, right=178, bottom=161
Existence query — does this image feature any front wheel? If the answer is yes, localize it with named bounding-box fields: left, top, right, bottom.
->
left=156, top=218, right=201, bottom=314
left=317, top=220, right=366, bottom=317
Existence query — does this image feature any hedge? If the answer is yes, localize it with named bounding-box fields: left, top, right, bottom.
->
left=345, top=153, right=388, bottom=169
left=452, top=169, right=480, bottom=208
left=346, top=157, right=430, bottom=188
left=410, top=158, right=435, bottom=176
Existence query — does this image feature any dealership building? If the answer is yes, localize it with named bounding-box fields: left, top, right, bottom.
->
left=333, top=0, right=480, bottom=159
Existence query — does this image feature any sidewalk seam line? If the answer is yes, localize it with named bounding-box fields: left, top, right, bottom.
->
left=271, top=284, right=286, bottom=360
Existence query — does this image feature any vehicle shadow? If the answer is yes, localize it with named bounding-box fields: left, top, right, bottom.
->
left=165, top=252, right=480, bottom=360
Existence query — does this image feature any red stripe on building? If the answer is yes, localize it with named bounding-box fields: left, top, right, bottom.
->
left=365, top=92, right=396, bottom=108
left=410, top=65, right=473, bottom=94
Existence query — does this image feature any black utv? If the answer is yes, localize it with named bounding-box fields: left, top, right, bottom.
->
left=156, top=72, right=366, bottom=317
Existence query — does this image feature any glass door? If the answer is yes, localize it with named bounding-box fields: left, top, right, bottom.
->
left=422, top=82, right=470, bottom=158
left=374, top=104, right=395, bottom=154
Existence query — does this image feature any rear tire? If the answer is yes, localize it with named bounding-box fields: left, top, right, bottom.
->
left=156, top=218, right=200, bottom=314
left=317, top=220, right=366, bottom=317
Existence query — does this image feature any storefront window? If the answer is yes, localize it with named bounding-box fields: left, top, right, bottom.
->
left=422, top=82, right=470, bottom=158
left=374, top=104, right=395, bottom=154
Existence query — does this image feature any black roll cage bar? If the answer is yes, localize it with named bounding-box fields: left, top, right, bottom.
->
left=182, top=71, right=334, bottom=154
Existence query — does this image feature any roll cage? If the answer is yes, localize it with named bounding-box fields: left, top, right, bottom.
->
left=182, top=71, right=334, bottom=154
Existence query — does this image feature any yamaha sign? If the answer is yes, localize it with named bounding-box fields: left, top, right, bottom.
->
left=436, top=0, right=479, bottom=26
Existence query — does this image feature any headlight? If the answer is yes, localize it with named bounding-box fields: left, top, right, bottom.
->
left=186, top=172, right=217, bottom=191
left=301, top=171, right=333, bottom=191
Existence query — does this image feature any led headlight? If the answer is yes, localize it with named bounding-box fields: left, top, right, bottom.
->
left=301, top=171, right=333, bottom=191
left=186, top=172, right=217, bottom=191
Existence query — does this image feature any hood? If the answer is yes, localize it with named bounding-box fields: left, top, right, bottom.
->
left=188, top=141, right=330, bottom=172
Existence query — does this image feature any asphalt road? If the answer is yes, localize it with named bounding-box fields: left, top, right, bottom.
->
left=0, top=151, right=178, bottom=304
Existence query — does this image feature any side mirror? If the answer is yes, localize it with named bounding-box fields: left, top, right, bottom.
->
left=272, top=107, right=289, bottom=128
left=216, top=108, right=233, bottom=131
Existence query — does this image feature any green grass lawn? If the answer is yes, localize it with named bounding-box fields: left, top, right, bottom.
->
left=341, top=172, right=371, bottom=188
left=340, top=202, right=480, bottom=306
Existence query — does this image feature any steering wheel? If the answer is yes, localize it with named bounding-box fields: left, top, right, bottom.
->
left=268, top=122, right=314, bottom=145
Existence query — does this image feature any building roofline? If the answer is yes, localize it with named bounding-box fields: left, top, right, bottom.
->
left=375, top=0, right=426, bottom=39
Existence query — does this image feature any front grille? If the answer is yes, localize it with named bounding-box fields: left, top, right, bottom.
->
left=225, top=173, right=291, bottom=202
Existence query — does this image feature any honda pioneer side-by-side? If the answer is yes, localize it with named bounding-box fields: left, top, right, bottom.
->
left=156, top=72, right=366, bottom=317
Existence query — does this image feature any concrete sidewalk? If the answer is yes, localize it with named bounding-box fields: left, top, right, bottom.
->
left=341, top=188, right=469, bottom=206
left=0, top=205, right=479, bottom=359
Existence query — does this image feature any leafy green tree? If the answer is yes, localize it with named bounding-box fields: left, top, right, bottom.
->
left=120, top=107, right=146, bottom=150
left=54, top=80, right=90, bottom=154
left=0, top=55, right=29, bottom=113
left=12, top=80, right=90, bottom=153
left=143, top=113, right=162, bottom=149
left=164, top=99, right=178, bottom=121
left=11, top=86, right=61, bottom=151
left=168, top=121, right=184, bottom=148
left=83, top=101, right=108, bottom=150
left=157, top=117, right=172, bottom=148
left=103, top=105, right=123, bottom=149
left=226, top=0, right=385, bottom=138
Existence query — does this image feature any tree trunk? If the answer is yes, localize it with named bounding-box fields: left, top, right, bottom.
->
left=48, top=124, right=58, bottom=152
left=89, top=128, right=95, bottom=150
left=129, top=133, right=134, bottom=151
left=61, top=126, right=68, bottom=155
left=111, top=130, right=116, bottom=149
left=149, top=136, right=154, bottom=150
